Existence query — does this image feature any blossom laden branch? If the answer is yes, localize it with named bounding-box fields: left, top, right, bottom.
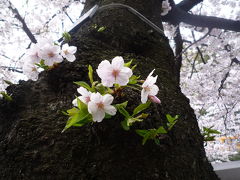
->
left=7, top=0, right=37, bottom=43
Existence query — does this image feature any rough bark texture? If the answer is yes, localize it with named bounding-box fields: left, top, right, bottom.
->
left=0, top=0, right=219, bottom=179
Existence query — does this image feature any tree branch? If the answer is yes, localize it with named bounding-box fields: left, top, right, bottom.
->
left=163, top=7, right=240, bottom=32
left=7, top=0, right=37, bottom=43
left=176, top=0, right=203, bottom=12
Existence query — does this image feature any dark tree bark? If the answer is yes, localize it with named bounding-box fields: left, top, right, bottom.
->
left=0, top=0, right=219, bottom=179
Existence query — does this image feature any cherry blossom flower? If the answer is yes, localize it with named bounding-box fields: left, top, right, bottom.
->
left=96, top=56, right=133, bottom=87
left=161, top=0, right=172, bottom=16
left=61, top=43, right=77, bottom=62
left=24, top=44, right=41, bottom=63
left=88, top=92, right=116, bottom=122
left=72, top=87, right=92, bottom=106
left=39, top=44, right=63, bottom=66
left=141, top=70, right=159, bottom=103
left=22, top=59, right=39, bottom=81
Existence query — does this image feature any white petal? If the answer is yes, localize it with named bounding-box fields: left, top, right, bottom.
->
left=92, top=110, right=105, bottom=122
left=115, top=72, right=129, bottom=86
left=67, top=54, right=76, bottom=62
left=104, top=105, right=117, bottom=115
left=121, top=67, right=133, bottom=78
left=103, top=94, right=114, bottom=105
left=101, top=78, right=114, bottom=87
left=141, top=89, right=149, bottom=104
left=90, top=92, right=102, bottom=103
left=112, top=56, right=124, bottom=69
left=147, top=69, right=155, bottom=79
left=88, top=101, right=98, bottom=114
left=77, top=87, right=89, bottom=96
left=62, top=43, right=69, bottom=50
left=72, top=98, right=77, bottom=106
left=43, top=59, right=54, bottom=66
left=68, top=46, right=77, bottom=54
left=149, top=85, right=159, bottom=96
left=96, top=60, right=111, bottom=78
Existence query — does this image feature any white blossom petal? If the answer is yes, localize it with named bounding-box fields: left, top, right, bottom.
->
left=112, top=56, right=124, bottom=69
left=92, top=110, right=105, bottom=122
left=149, top=84, right=159, bottom=96
left=88, top=101, right=98, bottom=114
left=103, top=94, right=114, bottom=105
left=141, top=89, right=149, bottom=104
left=104, top=105, right=117, bottom=115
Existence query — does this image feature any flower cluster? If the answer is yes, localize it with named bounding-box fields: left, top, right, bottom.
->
left=64, top=56, right=161, bottom=129
left=63, top=56, right=178, bottom=145
left=161, top=0, right=172, bottom=16
left=22, top=38, right=77, bottom=81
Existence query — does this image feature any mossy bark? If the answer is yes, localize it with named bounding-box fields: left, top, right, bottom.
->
left=0, top=0, right=219, bottom=179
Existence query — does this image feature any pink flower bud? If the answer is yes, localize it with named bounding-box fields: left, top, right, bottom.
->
left=149, top=95, right=161, bottom=104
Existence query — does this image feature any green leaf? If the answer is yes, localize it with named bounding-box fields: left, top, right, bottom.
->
left=76, top=98, right=88, bottom=114
left=154, top=138, right=160, bottom=145
left=116, top=104, right=130, bottom=118
left=66, top=107, right=79, bottom=116
left=166, top=114, right=179, bottom=123
left=142, top=132, right=151, bottom=145
left=95, top=84, right=107, bottom=94
left=62, top=111, right=68, bottom=116
left=74, top=81, right=92, bottom=92
left=62, top=32, right=71, bottom=41
left=156, top=126, right=167, bottom=134
left=124, top=59, right=133, bottom=67
left=204, top=136, right=216, bottom=141
left=121, top=120, right=130, bottom=131
left=97, top=26, right=106, bottom=32
left=105, top=113, right=112, bottom=119
left=128, top=75, right=140, bottom=85
left=35, top=59, right=49, bottom=70
left=3, top=80, right=13, bottom=85
left=62, top=112, right=90, bottom=132
left=131, top=64, right=137, bottom=71
left=136, top=129, right=148, bottom=137
left=0, top=92, right=12, bottom=101
left=115, top=101, right=128, bottom=108
left=127, top=118, right=143, bottom=126
left=132, top=101, right=151, bottom=116
left=88, top=65, right=94, bottom=84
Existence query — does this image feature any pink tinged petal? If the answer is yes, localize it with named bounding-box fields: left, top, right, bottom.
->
left=149, top=95, right=161, bottom=104
left=101, top=78, right=114, bottom=87
left=112, top=56, right=124, bottom=69
left=92, top=109, right=105, bottom=122
left=96, top=60, right=112, bottom=78
left=149, top=84, right=159, bottom=96
left=141, top=89, right=149, bottom=104
left=121, top=67, right=133, bottom=78
left=104, top=105, right=117, bottom=115
left=88, top=101, right=98, bottom=114
left=66, top=54, right=76, bottom=62
left=145, top=76, right=158, bottom=87
left=44, top=59, right=54, bottom=66
left=103, top=94, right=114, bottom=105
left=90, top=92, right=102, bottom=103
left=62, top=43, right=69, bottom=50
left=68, top=46, right=77, bottom=54
left=77, top=87, right=89, bottom=96
left=54, top=54, right=63, bottom=63
left=115, top=72, right=130, bottom=86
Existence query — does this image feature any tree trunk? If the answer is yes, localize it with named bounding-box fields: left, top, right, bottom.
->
left=0, top=0, right=219, bottom=179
